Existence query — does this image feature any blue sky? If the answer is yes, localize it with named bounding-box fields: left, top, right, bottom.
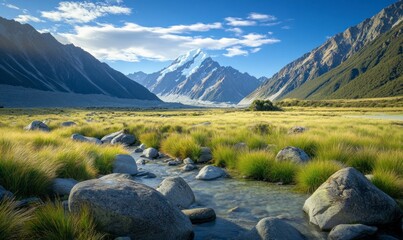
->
left=0, top=0, right=398, bottom=77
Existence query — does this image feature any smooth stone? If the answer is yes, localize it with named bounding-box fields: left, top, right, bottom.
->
left=51, top=178, right=78, bottom=196
left=24, top=120, right=50, bottom=132
left=71, top=133, right=101, bottom=144
left=16, top=197, right=43, bottom=208
left=303, top=167, right=402, bottom=230
left=111, top=133, right=136, bottom=146
left=181, top=164, right=197, bottom=172
left=101, top=130, right=125, bottom=144
left=136, top=159, right=147, bottom=165
left=61, top=121, right=77, bottom=127
left=183, top=158, right=194, bottom=164
left=112, top=154, right=138, bottom=175
left=0, top=185, right=13, bottom=200
left=139, top=143, right=146, bottom=150
left=68, top=178, right=193, bottom=239
left=168, top=160, right=181, bottom=166
left=143, top=148, right=159, bottom=159
left=275, top=146, right=310, bottom=164
left=157, top=177, right=195, bottom=209
left=144, top=172, right=156, bottom=178
left=182, top=208, right=216, bottom=224
left=328, top=224, right=377, bottom=240
left=196, top=165, right=226, bottom=180
left=99, top=173, right=134, bottom=180
left=198, top=147, right=212, bottom=163
left=239, top=217, right=304, bottom=240
left=288, top=126, right=307, bottom=134
left=134, top=147, right=144, bottom=153
left=115, top=237, right=131, bottom=240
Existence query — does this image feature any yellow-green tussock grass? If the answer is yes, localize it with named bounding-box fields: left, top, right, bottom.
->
left=139, top=131, right=162, bottom=149
left=213, top=145, right=238, bottom=169
left=371, top=170, right=403, bottom=198
left=268, top=161, right=300, bottom=184
left=161, top=134, right=201, bottom=160
left=374, top=151, right=403, bottom=177
left=0, top=199, right=32, bottom=240
left=296, top=161, right=342, bottom=193
left=237, top=151, right=273, bottom=180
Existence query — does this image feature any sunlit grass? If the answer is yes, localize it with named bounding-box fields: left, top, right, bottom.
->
left=0, top=199, right=32, bottom=239
left=139, top=131, right=162, bottom=149
left=296, top=161, right=342, bottom=193
left=371, top=170, right=403, bottom=198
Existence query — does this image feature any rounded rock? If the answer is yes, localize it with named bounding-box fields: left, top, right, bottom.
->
left=275, top=146, right=310, bottom=164
left=157, top=177, right=195, bottom=209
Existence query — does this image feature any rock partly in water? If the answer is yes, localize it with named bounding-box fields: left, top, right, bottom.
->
left=303, top=167, right=402, bottom=230
left=101, top=130, right=124, bottom=144
left=183, top=158, right=194, bottom=164
left=168, top=160, right=182, bottom=166
left=100, top=173, right=134, bottom=180
left=181, top=164, right=197, bottom=172
left=288, top=126, right=307, bottom=134
left=61, top=121, right=77, bottom=127
left=112, top=154, right=137, bottom=175
left=51, top=178, right=78, bottom=196
left=0, top=185, right=13, bottom=200
left=328, top=224, right=377, bottom=240
left=71, top=134, right=101, bottom=144
left=240, top=217, right=305, bottom=240
left=182, top=208, right=216, bottom=224
left=275, top=146, right=310, bottom=164
left=111, top=133, right=136, bottom=146
left=143, top=148, right=159, bottom=159
left=157, top=177, right=195, bottom=209
left=68, top=178, right=193, bottom=239
left=24, top=121, right=50, bottom=132
left=196, top=165, right=226, bottom=180
left=136, top=159, right=147, bottom=165
left=198, top=147, right=213, bottom=163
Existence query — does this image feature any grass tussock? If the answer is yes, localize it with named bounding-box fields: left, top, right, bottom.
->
left=161, top=134, right=201, bottom=160
left=213, top=145, right=238, bottom=168
left=237, top=151, right=273, bottom=180
left=139, top=131, right=162, bottom=149
left=296, top=161, right=342, bottom=193
left=0, top=199, right=32, bottom=239
left=371, top=170, right=403, bottom=198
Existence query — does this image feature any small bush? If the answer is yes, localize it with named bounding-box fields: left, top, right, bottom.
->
left=0, top=200, right=32, bottom=239
left=213, top=145, right=238, bottom=168
left=237, top=151, right=273, bottom=180
left=249, top=100, right=282, bottom=111
left=371, top=170, right=403, bottom=198
left=139, top=132, right=161, bottom=149
left=296, top=161, right=342, bottom=193
left=26, top=202, right=104, bottom=240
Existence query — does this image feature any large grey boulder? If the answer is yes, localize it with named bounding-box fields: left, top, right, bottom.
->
left=157, top=177, right=195, bottom=209
left=71, top=133, right=101, bottom=144
left=181, top=164, right=197, bottom=172
left=240, top=217, right=304, bottom=240
left=303, top=167, right=402, bottom=230
left=68, top=178, right=193, bottom=239
left=275, top=146, right=310, bottom=164
left=111, top=133, right=136, bottom=146
left=182, top=208, right=216, bottom=224
left=143, top=148, right=159, bottom=159
left=198, top=147, right=212, bottom=163
left=51, top=178, right=78, bottom=196
left=101, top=130, right=124, bottom=144
left=328, top=224, right=377, bottom=240
left=61, top=121, right=77, bottom=127
left=24, top=121, right=50, bottom=132
left=0, top=185, right=13, bottom=200
left=196, top=165, right=226, bottom=180
left=112, top=154, right=138, bottom=175
left=99, top=173, right=133, bottom=180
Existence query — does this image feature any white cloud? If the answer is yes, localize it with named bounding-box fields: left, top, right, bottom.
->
left=41, top=1, right=131, bottom=23
left=224, top=46, right=248, bottom=57
left=225, top=17, right=256, bottom=27
left=281, top=25, right=291, bottom=30
left=3, top=3, right=19, bottom=10
left=251, top=48, right=261, bottom=53
left=249, top=12, right=277, bottom=21
left=262, top=21, right=281, bottom=26
left=14, top=14, right=43, bottom=23
left=226, top=27, right=243, bottom=35
left=57, top=22, right=279, bottom=62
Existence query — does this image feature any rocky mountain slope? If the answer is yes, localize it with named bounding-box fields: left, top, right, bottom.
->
left=0, top=17, right=159, bottom=101
left=240, top=1, right=403, bottom=104
left=127, top=49, right=261, bottom=104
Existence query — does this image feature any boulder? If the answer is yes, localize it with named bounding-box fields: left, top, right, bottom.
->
left=288, top=126, right=307, bottom=134
left=69, top=178, right=193, bottom=239
left=143, top=148, right=159, bottom=159
left=71, top=134, right=101, bottom=144
left=134, top=147, right=144, bottom=153
left=136, top=159, right=147, bottom=165
left=275, top=146, right=310, bottom=164
left=183, top=158, right=194, bottom=164
left=168, top=160, right=182, bottom=166
left=181, top=164, right=197, bottom=172
left=101, top=130, right=124, bottom=144
left=303, top=167, right=402, bottom=230
left=328, top=224, right=377, bottom=240
left=112, top=154, right=138, bottom=175
left=0, top=185, right=13, bottom=200
left=196, top=165, right=226, bottom=180
left=24, top=121, right=49, bottom=132
left=111, top=133, right=136, bottom=146
left=182, top=208, right=216, bottom=224
left=240, top=217, right=304, bottom=240
left=61, top=121, right=77, bottom=127
left=100, top=173, right=134, bottom=180
left=51, top=178, right=78, bottom=196
left=157, top=177, right=195, bottom=209
left=139, top=143, right=146, bottom=150
left=198, top=147, right=212, bottom=163
left=16, top=197, right=43, bottom=208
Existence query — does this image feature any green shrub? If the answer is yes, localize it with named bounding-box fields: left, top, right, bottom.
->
left=139, top=132, right=161, bottom=149
left=26, top=202, right=104, bottom=240
left=371, top=170, right=403, bottom=198
left=213, top=145, right=238, bottom=168
left=296, top=161, right=342, bottom=193
left=249, top=100, right=282, bottom=111
left=237, top=151, right=273, bottom=180
left=0, top=200, right=32, bottom=239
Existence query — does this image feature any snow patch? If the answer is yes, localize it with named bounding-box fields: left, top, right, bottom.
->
left=157, top=93, right=239, bottom=108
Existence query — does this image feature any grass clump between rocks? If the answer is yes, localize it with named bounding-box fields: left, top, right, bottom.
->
left=296, top=161, right=342, bottom=193
left=0, top=200, right=32, bottom=239
left=371, top=170, right=403, bottom=199
left=161, top=134, right=202, bottom=161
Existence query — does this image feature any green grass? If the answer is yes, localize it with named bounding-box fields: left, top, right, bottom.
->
left=139, top=131, right=162, bottom=149
left=346, top=148, right=377, bottom=174
left=0, top=200, right=32, bottom=239
left=213, top=145, right=238, bottom=168
left=268, top=161, right=300, bottom=184
left=371, top=170, right=403, bottom=198
left=161, top=134, right=201, bottom=160
left=26, top=201, right=104, bottom=240
left=374, top=151, right=403, bottom=177
left=296, top=161, right=342, bottom=193
left=237, top=151, right=273, bottom=180
left=54, top=150, right=97, bottom=181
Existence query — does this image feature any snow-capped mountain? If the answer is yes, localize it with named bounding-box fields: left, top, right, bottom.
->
left=127, top=49, right=261, bottom=104
left=0, top=17, right=159, bottom=102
